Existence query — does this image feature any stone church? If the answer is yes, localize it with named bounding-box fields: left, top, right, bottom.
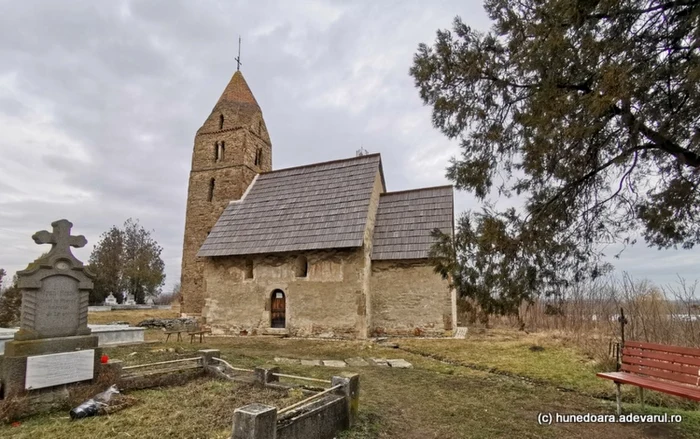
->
left=180, top=68, right=456, bottom=338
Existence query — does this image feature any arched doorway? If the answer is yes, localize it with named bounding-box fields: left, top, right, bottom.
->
left=270, top=290, right=286, bottom=328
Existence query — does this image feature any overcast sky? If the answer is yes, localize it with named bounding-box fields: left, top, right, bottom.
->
left=1, top=0, right=697, bottom=294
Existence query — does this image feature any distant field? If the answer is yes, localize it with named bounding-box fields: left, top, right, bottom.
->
left=2, top=327, right=698, bottom=439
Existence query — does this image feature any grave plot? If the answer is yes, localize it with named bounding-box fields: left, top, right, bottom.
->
left=0, top=220, right=361, bottom=439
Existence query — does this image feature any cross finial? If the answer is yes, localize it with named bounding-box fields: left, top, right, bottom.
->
left=32, top=219, right=87, bottom=260
left=235, top=36, right=242, bottom=71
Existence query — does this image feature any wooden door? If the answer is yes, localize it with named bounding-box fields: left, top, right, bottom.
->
left=271, top=290, right=286, bottom=328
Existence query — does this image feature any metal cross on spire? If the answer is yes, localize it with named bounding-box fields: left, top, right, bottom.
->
left=235, top=36, right=242, bottom=71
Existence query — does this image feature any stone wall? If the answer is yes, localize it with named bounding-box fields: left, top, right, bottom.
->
left=369, top=259, right=453, bottom=336
left=203, top=249, right=366, bottom=338
left=181, top=101, right=272, bottom=316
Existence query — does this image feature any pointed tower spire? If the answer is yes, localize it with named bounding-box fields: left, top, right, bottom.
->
left=216, top=70, right=259, bottom=107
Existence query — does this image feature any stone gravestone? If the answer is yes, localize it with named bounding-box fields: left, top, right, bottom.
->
left=1, top=219, right=102, bottom=398
left=125, top=293, right=136, bottom=306
left=104, top=293, right=118, bottom=306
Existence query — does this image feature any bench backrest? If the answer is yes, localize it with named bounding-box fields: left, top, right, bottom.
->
left=622, top=341, right=700, bottom=387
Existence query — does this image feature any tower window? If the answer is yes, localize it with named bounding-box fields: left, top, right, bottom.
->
left=208, top=178, right=215, bottom=202
left=214, top=142, right=219, bottom=161
left=219, top=114, right=224, bottom=130
left=244, top=259, right=254, bottom=279
left=220, top=141, right=225, bottom=161
left=295, top=256, right=308, bottom=278
left=255, top=148, right=263, bottom=167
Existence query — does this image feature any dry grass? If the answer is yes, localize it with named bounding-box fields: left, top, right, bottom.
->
left=5, top=304, right=700, bottom=438
left=3, top=333, right=698, bottom=438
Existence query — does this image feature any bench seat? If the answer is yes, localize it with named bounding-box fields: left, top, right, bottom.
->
left=597, top=340, right=700, bottom=413
left=597, top=371, right=700, bottom=401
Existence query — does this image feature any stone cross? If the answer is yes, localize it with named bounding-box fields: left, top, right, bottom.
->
left=32, top=219, right=87, bottom=261
left=14, top=219, right=94, bottom=341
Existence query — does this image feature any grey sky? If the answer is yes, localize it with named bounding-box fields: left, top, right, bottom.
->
left=0, top=0, right=697, bottom=293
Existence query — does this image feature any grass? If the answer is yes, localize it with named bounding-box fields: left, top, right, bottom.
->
left=2, top=312, right=699, bottom=438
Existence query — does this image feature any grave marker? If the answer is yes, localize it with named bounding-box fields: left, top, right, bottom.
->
left=1, top=219, right=102, bottom=399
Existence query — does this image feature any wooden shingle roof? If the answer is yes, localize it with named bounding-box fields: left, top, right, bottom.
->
left=371, top=186, right=454, bottom=260
left=198, top=154, right=383, bottom=257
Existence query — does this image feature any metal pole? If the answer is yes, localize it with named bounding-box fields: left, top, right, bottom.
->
left=272, top=373, right=332, bottom=384
left=122, top=357, right=201, bottom=370
left=278, top=384, right=343, bottom=414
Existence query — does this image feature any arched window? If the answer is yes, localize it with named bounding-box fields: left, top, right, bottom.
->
left=220, top=141, right=225, bottom=161
left=208, top=178, right=215, bottom=202
left=255, top=148, right=263, bottom=167
left=214, top=142, right=219, bottom=161
left=219, top=114, right=224, bottom=130
left=295, top=256, right=308, bottom=278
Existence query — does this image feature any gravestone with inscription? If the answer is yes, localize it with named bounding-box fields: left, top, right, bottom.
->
left=104, top=293, right=118, bottom=306
left=1, top=219, right=102, bottom=398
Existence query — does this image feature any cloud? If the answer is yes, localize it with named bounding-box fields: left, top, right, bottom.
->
left=0, top=0, right=697, bottom=294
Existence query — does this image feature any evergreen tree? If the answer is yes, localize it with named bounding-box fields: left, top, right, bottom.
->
left=412, top=0, right=700, bottom=316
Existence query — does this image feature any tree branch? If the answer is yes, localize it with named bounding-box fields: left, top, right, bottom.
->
left=612, top=104, right=700, bottom=168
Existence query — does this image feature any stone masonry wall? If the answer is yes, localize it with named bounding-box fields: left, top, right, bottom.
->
left=203, top=249, right=365, bottom=338
left=369, top=260, right=453, bottom=337
left=181, top=106, right=271, bottom=315
left=357, top=170, right=385, bottom=337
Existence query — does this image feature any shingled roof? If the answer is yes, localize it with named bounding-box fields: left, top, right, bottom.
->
left=371, top=186, right=454, bottom=260
left=198, top=154, right=384, bottom=257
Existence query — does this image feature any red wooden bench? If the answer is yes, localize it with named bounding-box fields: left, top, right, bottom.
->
left=597, top=340, right=700, bottom=414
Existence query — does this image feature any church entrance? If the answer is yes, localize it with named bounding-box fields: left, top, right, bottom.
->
left=271, top=290, right=286, bottom=328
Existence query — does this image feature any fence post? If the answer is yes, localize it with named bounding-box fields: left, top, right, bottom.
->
left=198, top=349, right=221, bottom=366
left=331, top=373, right=360, bottom=428
left=255, top=366, right=279, bottom=385
left=232, top=403, right=277, bottom=439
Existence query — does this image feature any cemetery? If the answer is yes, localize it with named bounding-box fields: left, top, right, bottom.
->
left=0, top=220, right=361, bottom=439
left=0, top=219, right=698, bottom=438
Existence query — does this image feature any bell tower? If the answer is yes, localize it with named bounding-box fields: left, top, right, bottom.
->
left=180, top=69, right=272, bottom=315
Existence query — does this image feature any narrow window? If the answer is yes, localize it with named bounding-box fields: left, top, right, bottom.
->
left=258, top=149, right=263, bottom=167
left=244, top=259, right=254, bottom=279
left=219, top=114, right=224, bottom=130
left=214, top=142, right=219, bottom=161
left=295, top=256, right=308, bottom=278
left=208, top=178, right=215, bottom=202
left=220, top=141, right=225, bottom=161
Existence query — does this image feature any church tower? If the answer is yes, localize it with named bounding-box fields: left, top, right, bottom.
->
left=180, top=70, right=272, bottom=315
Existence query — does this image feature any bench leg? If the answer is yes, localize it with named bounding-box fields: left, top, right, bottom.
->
left=616, top=382, right=622, bottom=415
left=166, top=333, right=171, bottom=342
left=639, top=387, right=644, bottom=409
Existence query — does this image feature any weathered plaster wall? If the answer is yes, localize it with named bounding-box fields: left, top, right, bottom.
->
left=369, top=260, right=452, bottom=336
left=203, top=249, right=365, bottom=338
